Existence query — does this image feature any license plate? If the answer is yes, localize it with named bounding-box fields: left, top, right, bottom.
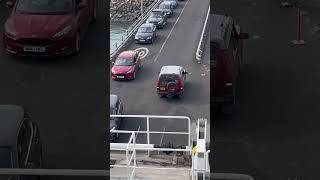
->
left=23, top=46, right=46, bottom=52
left=160, top=87, right=165, bottom=91
left=140, top=39, right=145, bottom=42
left=117, top=76, right=125, bottom=78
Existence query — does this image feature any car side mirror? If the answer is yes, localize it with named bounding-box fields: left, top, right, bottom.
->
left=238, top=32, right=249, bottom=39
left=77, top=2, right=87, bottom=10
left=183, top=71, right=188, bottom=74
left=6, top=1, right=14, bottom=8
left=112, top=62, right=115, bottom=64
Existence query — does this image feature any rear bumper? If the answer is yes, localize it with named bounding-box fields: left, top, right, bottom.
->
left=111, top=73, right=135, bottom=80
left=157, top=90, right=183, bottom=96
left=135, top=38, right=153, bottom=44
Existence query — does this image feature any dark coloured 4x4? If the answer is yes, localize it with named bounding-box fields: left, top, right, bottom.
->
left=110, top=94, right=123, bottom=141
left=156, top=66, right=188, bottom=98
left=0, top=105, right=43, bottom=180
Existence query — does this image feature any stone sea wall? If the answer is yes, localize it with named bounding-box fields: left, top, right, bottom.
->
left=110, top=0, right=156, bottom=22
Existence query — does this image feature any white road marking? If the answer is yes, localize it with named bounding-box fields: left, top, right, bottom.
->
left=153, top=0, right=191, bottom=62
left=134, top=47, right=149, bottom=59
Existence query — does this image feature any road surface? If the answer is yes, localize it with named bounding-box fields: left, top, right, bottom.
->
left=110, top=0, right=210, bottom=147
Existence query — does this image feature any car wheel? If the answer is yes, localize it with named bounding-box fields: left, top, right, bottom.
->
left=91, top=4, right=97, bottom=24
left=73, top=32, right=81, bottom=56
left=132, top=72, right=136, bottom=80
left=151, top=38, right=153, bottom=44
left=178, top=92, right=184, bottom=99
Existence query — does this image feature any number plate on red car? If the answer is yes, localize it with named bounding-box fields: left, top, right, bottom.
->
left=23, top=46, right=46, bottom=52
left=160, top=87, right=165, bottom=91
left=117, top=76, right=125, bottom=78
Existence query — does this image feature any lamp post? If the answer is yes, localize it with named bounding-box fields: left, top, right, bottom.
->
left=141, top=0, right=144, bottom=15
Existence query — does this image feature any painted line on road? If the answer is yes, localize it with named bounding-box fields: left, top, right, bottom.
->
left=153, top=0, right=191, bottom=62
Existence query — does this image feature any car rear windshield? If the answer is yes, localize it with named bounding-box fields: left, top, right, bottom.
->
left=159, top=74, right=179, bottom=86
left=16, top=0, right=73, bottom=14
left=138, top=27, right=152, bottom=33
left=0, top=148, right=13, bottom=168
left=159, top=4, right=170, bottom=9
left=210, top=42, right=218, bottom=68
left=114, top=57, right=133, bottom=66
left=150, top=13, right=162, bottom=18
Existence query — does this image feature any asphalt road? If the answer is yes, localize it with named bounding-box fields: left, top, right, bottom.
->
left=213, top=0, right=320, bottom=179
left=110, top=0, right=210, bottom=147
left=0, top=1, right=107, bottom=179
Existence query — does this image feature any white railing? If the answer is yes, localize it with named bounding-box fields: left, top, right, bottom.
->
left=110, top=0, right=163, bottom=60
left=195, top=5, right=210, bottom=63
left=110, top=115, right=192, bottom=151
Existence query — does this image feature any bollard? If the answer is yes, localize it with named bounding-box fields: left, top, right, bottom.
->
left=291, top=7, right=306, bottom=45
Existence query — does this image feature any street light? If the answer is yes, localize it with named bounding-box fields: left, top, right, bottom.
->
left=140, top=0, right=144, bottom=15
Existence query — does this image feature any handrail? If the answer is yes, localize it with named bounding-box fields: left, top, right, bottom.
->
left=110, top=0, right=163, bottom=60
left=195, top=5, right=210, bottom=63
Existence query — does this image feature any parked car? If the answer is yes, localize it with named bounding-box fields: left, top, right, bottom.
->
left=135, top=23, right=157, bottom=44
left=111, top=50, right=142, bottom=80
left=110, top=94, right=123, bottom=141
left=3, top=0, right=97, bottom=57
left=211, top=14, right=249, bottom=113
left=146, top=9, right=167, bottom=29
left=164, top=0, right=177, bottom=8
left=156, top=66, right=188, bottom=98
left=0, top=105, right=43, bottom=180
left=158, top=2, right=173, bottom=17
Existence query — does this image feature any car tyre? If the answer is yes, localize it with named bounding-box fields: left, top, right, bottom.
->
left=151, top=38, right=154, bottom=44
left=132, top=72, right=136, bottom=80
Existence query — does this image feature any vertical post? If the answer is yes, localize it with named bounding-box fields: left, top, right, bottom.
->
left=126, top=148, right=129, bottom=180
left=133, top=132, right=136, bottom=178
left=140, top=0, right=143, bottom=15
left=291, top=6, right=306, bottom=45
left=188, top=117, right=191, bottom=155
left=147, top=116, right=150, bottom=156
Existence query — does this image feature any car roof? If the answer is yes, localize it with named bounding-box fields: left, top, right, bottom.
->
left=140, top=23, right=153, bottom=28
left=210, top=14, right=233, bottom=50
left=118, top=50, right=135, bottom=59
left=110, top=94, right=118, bottom=108
left=160, top=1, right=171, bottom=5
left=160, top=66, right=182, bottom=75
left=0, top=105, right=24, bottom=148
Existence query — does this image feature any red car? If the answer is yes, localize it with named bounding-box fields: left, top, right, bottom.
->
left=111, top=50, right=142, bottom=80
left=3, top=0, right=97, bottom=57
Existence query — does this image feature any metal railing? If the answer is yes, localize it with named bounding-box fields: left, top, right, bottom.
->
left=110, top=0, right=163, bottom=60
left=110, top=115, right=192, bottom=153
left=195, top=5, right=210, bottom=63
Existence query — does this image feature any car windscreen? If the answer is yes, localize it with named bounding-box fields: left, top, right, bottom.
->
left=16, top=0, right=73, bottom=14
left=159, top=74, right=179, bottom=86
left=0, top=148, right=13, bottom=168
left=114, top=57, right=133, bottom=66
left=138, top=26, right=152, bottom=33
left=150, top=13, right=162, bottom=18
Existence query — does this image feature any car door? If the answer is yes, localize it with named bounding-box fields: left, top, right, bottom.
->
left=116, top=99, right=123, bottom=127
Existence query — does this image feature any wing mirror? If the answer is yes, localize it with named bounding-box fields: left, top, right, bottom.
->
left=238, top=32, right=249, bottom=39
left=182, top=71, right=188, bottom=74
left=112, top=62, right=115, bottom=64
left=6, top=1, right=14, bottom=8
left=77, top=2, right=87, bottom=10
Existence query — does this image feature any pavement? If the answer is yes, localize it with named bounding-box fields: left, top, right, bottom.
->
left=213, top=0, right=320, bottom=179
left=0, top=1, right=107, bottom=179
left=110, top=0, right=210, bottom=147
